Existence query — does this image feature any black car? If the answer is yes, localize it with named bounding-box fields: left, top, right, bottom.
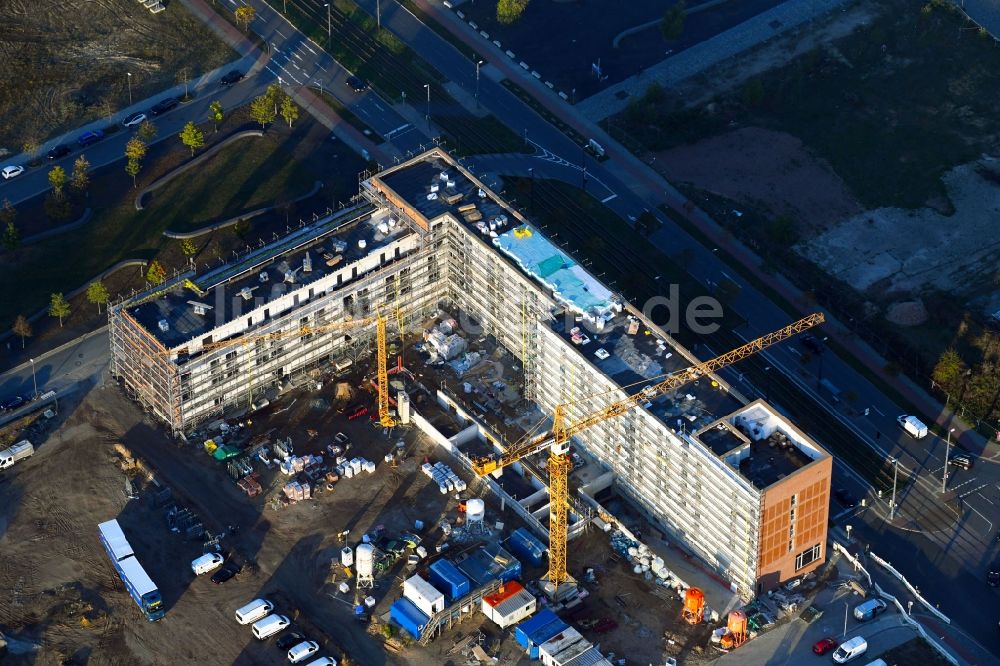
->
left=833, top=487, right=858, bottom=508
left=346, top=76, right=368, bottom=92
left=220, top=70, right=245, bottom=86
left=47, top=144, right=72, bottom=160
left=0, top=395, right=26, bottom=411
left=275, top=632, right=306, bottom=650
left=949, top=454, right=973, bottom=470
left=210, top=564, right=240, bottom=584
left=150, top=97, right=180, bottom=116
left=800, top=334, right=823, bottom=355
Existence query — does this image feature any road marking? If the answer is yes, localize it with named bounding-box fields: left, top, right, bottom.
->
left=601, top=194, right=618, bottom=203
left=950, top=477, right=978, bottom=492
left=788, top=347, right=802, bottom=358
left=871, top=405, right=885, bottom=416
left=293, top=51, right=303, bottom=61
left=977, top=491, right=994, bottom=505
left=316, top=63, right=327, bottom=71
left=274, top=28, right=286, bottom=38
left=303, top=43, right=317, bottom=55
left=278, top=64, right=302, bottom=85
left=959, top=482, right=989, bottom=498
left=292, top=62, right=302, bottom=71
left=265, top=65, right=281, bottom=78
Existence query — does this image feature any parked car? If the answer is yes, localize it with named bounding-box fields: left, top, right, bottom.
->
left=0, top=395, right=26, bottom=411
left=211, top=564, right=240, bottom=584
left=832, top=636, right=867, bottom=663
left=47, top=144, right=72, bottom=160
left=276, top=632, right=306, bottom=651
left=77, top=130, right=104, bottom=147
left=191, top=552, right=225, bottom=575
left=220, top=70, right=245, bottom=85
left=122, top=112, right=147, bottom=127
left=346, top=76, right=368, bottom=92
left=812, top=636, right=839, bottom=655
left=988, top=562, right=1000, bottom=587
left=833, top=488, right=858, bottom=508
left=853, top=598, right=887, bottom=622
left=949, top=454, right=973, bottom=470
left=288, top=641, right=319, bottom=663
left=1, top=165, right=25, bottom=180
left=150, top=97, right=179, bottom=116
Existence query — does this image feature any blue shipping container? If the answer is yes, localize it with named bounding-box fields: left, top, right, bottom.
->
left=514, top=608, right=569, bottom=660
left=429, top=559, right=471, bottom=601
left=508, top=527, right=546, bottom=567
left=390, top=598, right=429, bottom=640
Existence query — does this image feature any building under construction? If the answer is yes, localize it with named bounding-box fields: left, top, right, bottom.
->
left=108, top=148, right=831, bottom=597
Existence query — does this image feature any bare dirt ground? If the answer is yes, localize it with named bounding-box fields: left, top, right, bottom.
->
left=656, top=127, right=862, bottom=234
left=798, top=157, right=1000, bottom=301
left=0, top=0, right=236, bottom=151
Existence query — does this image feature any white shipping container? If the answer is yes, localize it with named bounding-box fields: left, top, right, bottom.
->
left=403, top=574, right=445, bottom=617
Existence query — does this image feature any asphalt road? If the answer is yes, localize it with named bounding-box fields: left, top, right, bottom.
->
left=330, top=0, right=1000, bottom=654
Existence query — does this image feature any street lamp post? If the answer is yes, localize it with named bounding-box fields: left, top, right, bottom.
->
left=763, top=365, right=772, bottom=402
left=29, top=358, right=38, bottom=399
left=845, top=524, right=852, bottom=541
left=127, top=72, right=133, bottom=106
left=475, top=59, right=484, bottom=107
left=424, top=84, right=431, bottom=129
left=942, top=427, right=955, bottom=492
left=842, top=601, right=848, bottom=637
left=324, top=3, right=331, bottom=39
left=889, top=457, right=899, bottom=520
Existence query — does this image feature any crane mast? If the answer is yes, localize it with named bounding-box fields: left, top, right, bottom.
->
left=471, top=313, right=824, bottom=594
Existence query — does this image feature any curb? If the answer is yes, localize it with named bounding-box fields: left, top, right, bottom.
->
left=162, top=180, right=324, bottom=239
left=22, top=208, right=93, bottom=246
left=135, top=129, right=265, bottom=210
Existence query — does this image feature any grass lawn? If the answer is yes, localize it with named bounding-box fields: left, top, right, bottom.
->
left=515, top=177, right=896, bottom=488
left=0, top=113, right=365, bottom=331
left=618, top=0, right=1000, bottom=209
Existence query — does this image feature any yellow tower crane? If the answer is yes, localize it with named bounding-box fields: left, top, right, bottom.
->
left=471, top=313, right=825, bottom=594
left=375, top=307, right=396, bottom=429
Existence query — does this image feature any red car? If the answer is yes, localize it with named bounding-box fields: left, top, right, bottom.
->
left=812, top=637, right=838, bottom=655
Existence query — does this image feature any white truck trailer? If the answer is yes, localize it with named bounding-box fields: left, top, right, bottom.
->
left=0, top=440, right=33, bottom=469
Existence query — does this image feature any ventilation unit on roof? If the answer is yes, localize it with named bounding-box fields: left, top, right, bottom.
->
left=158, top=319, right=170, bottom=332
left=187, top=300, right=213, bottom=316
left=239, top=286, right=258, bottom=301
left=259, top=271, right=269, bottom=283
left=331, top=239, right=346, bottom=253
left=303, top=252, right=313, bottom=273
left=284, top=268, right=300, bottom=284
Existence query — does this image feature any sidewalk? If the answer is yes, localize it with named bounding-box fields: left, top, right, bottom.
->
left=409, top=0, right=985, bottom=452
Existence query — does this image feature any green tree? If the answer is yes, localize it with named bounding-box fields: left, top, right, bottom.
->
left=48, top=292, right=71, bottom=327
left=179, top=121, right=205, bottom=156
left=137, top=120, right=158, bottom=142
left=146, top=259, right=167, bottom=285
left=280, top=95, right=299, bottom=128
left=86, top=281, right=110, bottom=313
left=234, top=5, right=256, bottom=31
left=12, top=314, right=32, bottom=348
left=48, top=165, right=67, bottom=197
left=635, top=210, right=661, bottom=237
left=250, top=94, right=276, bottom=129
left=180, top=238, right=198, bottom=261
left=209, top=100, right=225, bottom=133
left=2, top=221, right=20, bottom=251
left=125, top=137, right=147, bottom=162
left=21, top=138, right=40, bottom=162
left=125, top=158, right=141, bottom=188
left=932, top=348, right=968, bottom=394
left=660, top=0, right=686, bottom=40
left=71, top=155, right=90, bottom=193
left=496, top=0, right=528, bottom=25
left=266, top=83, right=284, bottom=114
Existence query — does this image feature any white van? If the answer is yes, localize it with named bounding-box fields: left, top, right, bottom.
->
left=304, top=658, right=337, bottom=666
left=191, top=552, right=224, bottom=575
left=288, top=640, right=320, bottom=663
left=235, top=598, right=274, bottom=625
left=832, top=636, right=868, bottom=663
left=251, top=613, right=290, bottom=639
left=896, top=414, right=928, bottom=439
left=863, top=660, right=888, bottom=666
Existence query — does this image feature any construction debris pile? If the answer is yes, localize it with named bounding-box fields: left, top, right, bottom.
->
left=423, top=318, right=466, bottom=362
left=609, top=531, right=677, bottom=587
left=279, top=453, right=325, bottom=476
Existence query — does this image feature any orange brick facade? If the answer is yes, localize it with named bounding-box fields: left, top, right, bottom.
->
left=757, top=455, right=832, bottom=592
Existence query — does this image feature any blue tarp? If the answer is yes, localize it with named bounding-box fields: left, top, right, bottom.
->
left=507, top=528, right=547, bottom=568
left=390, top=598, right=429, bottom=639
left=429, top=559, right=471, bottom=601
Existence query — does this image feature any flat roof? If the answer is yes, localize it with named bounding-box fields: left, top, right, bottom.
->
left=127, top=205, right=409, bottom=349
